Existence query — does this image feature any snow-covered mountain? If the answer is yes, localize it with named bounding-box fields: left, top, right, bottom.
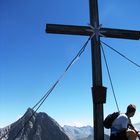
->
left=63, top=125, right=93, bottom=140
left=63, top=125, right=110, bottom=140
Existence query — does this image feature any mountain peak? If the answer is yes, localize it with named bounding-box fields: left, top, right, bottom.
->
left=25, top=107, right=35, bottom=116
left=0, top=108, right=70, bottom=140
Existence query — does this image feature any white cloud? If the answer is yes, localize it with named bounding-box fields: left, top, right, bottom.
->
left=58, top=119, right=92, bottom=127
left=73, top=121, right=86, bottom=127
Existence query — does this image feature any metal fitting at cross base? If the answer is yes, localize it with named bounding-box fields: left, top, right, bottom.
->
left=92, top=86, right=107, bottom=104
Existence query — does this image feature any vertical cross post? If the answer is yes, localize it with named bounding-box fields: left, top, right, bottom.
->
left=90, top=0, right=104, bottom=140
left=46, top=0, right=140, bottom=139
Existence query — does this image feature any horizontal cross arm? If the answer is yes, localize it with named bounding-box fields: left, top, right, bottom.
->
left=101, top=28, right=140, bottom=40
left=46, top=24, right=92, bottom=36
left=46, top=24, right=140, bottom=40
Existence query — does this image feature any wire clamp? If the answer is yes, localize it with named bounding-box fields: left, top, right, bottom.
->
left=87, top=22, right=106, bottom=40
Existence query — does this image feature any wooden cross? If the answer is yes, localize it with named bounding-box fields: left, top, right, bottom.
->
left=45, top=0, right=140, bottom=140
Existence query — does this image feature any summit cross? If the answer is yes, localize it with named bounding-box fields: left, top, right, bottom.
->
left=45, top=0, right=140, bottom=140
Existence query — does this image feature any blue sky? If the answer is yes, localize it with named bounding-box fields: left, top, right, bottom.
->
left=0, top=0, right=140, bottom=128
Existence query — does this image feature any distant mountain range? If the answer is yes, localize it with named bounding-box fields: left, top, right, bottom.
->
left=63, top=125, right=110, bottom=140
left=63, top=125, right=93, bottom=140
left=0, top=108, right=110, bottom=140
